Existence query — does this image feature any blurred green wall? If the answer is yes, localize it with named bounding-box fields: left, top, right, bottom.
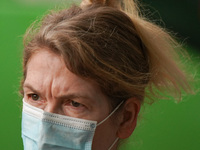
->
left=0, top=0, right=199, bottom=150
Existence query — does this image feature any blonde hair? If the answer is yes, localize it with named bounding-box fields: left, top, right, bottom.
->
left=22, top=0, right=192, bottom=107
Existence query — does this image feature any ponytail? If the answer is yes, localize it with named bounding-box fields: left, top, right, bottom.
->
left=81, top=0, right=193, bottom=100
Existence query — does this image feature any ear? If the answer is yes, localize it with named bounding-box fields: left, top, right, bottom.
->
left=117, top=97, right=141, bottom=139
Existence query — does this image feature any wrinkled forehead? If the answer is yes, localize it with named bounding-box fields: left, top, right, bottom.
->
left=25, top=49, right=68, bottom=93
left=24, top=49, right=107, bottom=102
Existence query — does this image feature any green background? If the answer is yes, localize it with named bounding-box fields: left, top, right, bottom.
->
left=0, top=0, right=199, bottom=150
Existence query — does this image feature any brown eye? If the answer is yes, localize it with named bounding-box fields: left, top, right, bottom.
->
left=71, top=101, right=81, bottom=107
left=31, top=94, right=40, bottom=101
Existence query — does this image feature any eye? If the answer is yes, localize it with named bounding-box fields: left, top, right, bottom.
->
left=71, top=101, right=81, bottom=107
left=28, top=94, right=40, bottom=101
left=63, top=100, right=88, bottom=116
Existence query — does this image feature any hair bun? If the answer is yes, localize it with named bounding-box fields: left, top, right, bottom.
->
left=81, top=0, right=121, bottom=9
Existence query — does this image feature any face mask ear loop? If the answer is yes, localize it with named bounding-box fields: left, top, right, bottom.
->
left=108, top=137, right=119, bottom=150
left=97, top=100, right=124, bottom=126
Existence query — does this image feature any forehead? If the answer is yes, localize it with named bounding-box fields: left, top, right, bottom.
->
left=24, top=49, right=108, bottom=102
left=26, top=50, right=65, bottom=74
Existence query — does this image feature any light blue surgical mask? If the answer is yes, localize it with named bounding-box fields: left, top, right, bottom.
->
left=21, top=99, right=123, bottom=150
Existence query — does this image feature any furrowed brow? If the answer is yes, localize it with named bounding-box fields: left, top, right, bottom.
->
left=23, top=83, right=42, bottom=96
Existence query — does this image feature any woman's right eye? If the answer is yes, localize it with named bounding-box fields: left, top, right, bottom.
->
left=28, top=94, right=40, bottom=101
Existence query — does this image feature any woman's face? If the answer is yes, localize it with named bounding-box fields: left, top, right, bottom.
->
left=23, top=49, right=120, bottom=150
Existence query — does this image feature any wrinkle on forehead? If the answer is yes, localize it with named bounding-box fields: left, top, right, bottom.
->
left=25, top=50, right=72, bottom=97
left=24, top=49, right=108, bottom=107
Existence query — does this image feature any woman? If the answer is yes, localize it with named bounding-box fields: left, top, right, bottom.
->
left=21, top=0, right=192, bottom=149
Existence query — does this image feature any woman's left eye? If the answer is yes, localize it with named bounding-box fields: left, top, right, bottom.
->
left=71, top=101, right=82, bottom=107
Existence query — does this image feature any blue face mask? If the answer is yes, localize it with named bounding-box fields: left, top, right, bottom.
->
left=21, top=99, right=123, bottom=150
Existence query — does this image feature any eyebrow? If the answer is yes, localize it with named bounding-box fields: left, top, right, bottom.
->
left=23, top=83, right=94, bottom=102
left=23, top=83, right=42, bottom=96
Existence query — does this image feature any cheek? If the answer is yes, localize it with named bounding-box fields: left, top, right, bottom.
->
left=92, top=119, right=119, bottom=150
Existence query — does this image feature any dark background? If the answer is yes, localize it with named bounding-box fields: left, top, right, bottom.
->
left=142, top=0, right=200, bottom=51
